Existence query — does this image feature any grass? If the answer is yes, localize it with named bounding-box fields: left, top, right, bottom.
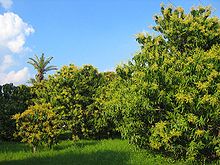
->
left=0, top=139, right=217, bottom=165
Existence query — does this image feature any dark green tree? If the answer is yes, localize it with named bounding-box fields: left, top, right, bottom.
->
left=0, top=84, right=31, bottom=141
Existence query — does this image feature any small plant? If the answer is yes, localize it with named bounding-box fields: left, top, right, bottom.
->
left=13, top=103, right=62, bottom=152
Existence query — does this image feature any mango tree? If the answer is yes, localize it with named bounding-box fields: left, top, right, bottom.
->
left=104, top=5, right=220, bottom=162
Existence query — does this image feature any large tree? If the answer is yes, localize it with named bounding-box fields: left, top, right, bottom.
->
left=28, top=53, right=57, bottom=82
left=104, top=5, right=220, bottom=162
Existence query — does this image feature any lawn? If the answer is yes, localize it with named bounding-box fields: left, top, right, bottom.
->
left=0, top=139, right=217, bottom=165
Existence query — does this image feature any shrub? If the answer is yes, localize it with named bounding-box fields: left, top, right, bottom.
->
left=13, top=103, right=62, bottom=152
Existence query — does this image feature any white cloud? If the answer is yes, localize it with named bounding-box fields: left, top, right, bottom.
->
left=0, top=12, right=34, bottom=53
left=0, top=0, right=13, bottom=9
left=0, top=54, right=15, bottom=72
left=0, top=67, right=30, bottom=85
left=0, top=55, right=31, bottom=85
left=0, top=11, right=34, bottom=85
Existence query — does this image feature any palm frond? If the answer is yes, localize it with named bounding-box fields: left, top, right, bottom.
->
left=43, top=56, right=53, bottom=68
left=34, top=54, right=40, bottom=63
left=45, top=65, right=58, bottom=72
left=28, top=57, right=39, bottom=66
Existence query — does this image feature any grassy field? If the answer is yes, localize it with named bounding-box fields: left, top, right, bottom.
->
left=0, top=139, right=217, bottom=165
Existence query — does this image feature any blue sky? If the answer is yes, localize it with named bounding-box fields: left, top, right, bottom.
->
left=0, top=0, right=220, bottom=85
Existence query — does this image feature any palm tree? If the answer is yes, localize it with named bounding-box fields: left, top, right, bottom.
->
left=28, top=53, right=57, bottom=82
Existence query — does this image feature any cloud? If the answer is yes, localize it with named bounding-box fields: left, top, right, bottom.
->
left=0, top=12, right=34, bottom=85
left=0, top=0, right=13, bottom=9
left=0, top=54, right=15, bottom=72
left=0, top=11, right=34, bottom=85
left=0, top=12, right=34, bottom=53
left=0, top=67, right=30, bottom=85
left=0, top=55, right=31, bottom=85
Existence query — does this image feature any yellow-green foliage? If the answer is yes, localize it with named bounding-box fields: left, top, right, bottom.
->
left=30, top=64, right=115, bottom=140
left=104, top=5, right=220, bottom=162
left=13, top=103, right=61, bottom=152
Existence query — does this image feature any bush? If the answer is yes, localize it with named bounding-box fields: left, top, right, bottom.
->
left=13, top=103, right=62, bottom=152
left=104, top=5, right=220, bottom=162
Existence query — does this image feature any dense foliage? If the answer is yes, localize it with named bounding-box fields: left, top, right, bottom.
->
left=103, top=5, right=220, bottom=162
left=0, top=84, right=30, bottom=141
left=13, top=103, right=62, bottom=152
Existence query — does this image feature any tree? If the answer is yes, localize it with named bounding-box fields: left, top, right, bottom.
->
left=104, top=5, right=220, bottom=162
left=0, top=84, right=30, bottom=141
left=13, top=103, right=62, bottom=152
left=30, top=64, right=111, bottom=140
left=28, top=53, right=57, bottom=82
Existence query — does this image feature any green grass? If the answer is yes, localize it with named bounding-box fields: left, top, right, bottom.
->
left=0, top=139, right=216, bottom=165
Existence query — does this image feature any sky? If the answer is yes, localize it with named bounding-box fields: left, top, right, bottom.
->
left=0, top=0, right=220, bottom=85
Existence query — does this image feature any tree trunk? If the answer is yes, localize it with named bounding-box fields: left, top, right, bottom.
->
left=33, top=145, right=36, bottom=153
left=36, top=72, right=44, bottom=82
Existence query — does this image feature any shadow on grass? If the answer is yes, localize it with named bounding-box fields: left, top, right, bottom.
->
left=53, top=140, right=99, bottom=151
left=0, top=142, right=30, bottom=153
left=73, top=140, right=99, bottom=148
left=0, top=150, right=130, bottom=165
left=0, top=140, right=99, bottom=153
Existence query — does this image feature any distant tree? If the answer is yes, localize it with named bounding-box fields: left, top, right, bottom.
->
left=27, top=78, right=37, bottom=85
left=28, top=53, right=57, bottom=82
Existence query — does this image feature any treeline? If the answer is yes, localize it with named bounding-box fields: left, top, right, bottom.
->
left=1, top=5, right=220, bottom=163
